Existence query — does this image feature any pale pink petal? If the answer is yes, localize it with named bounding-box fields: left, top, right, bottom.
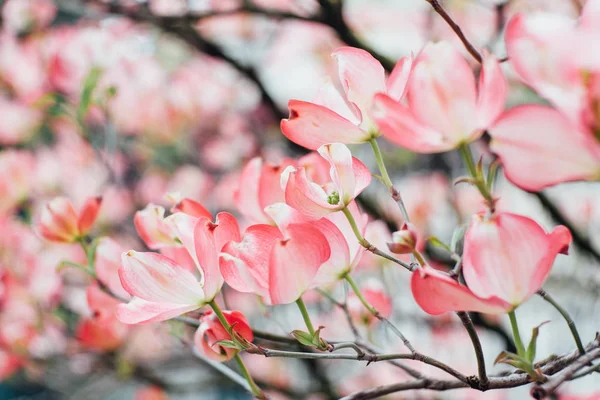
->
left=116, top=297, right=200, bottom=324
left=257, top=159, right=294, bottom=213
left=332, top=47, right=386, bottom=127
left=580, top=0, right=600, bottom=29
left=234, top=158, right=267, bottom=223
left=489, top=105, right=600, bottom=191
left=310, top=216, right=351, bottom=286
left=284, top=167, right=340, bottom=219
left=386, top=55, right=413, bottom=101
left=194, top=212, right=240, bottom=300
left=373, top=94, right=451, bottom=153
left=95, top=237, right=131, bottom=300
left=171, top=198, right=212, bottom=219
left=268, top=224, right=331, bottom=304
left=220, top=224, right=281, bottom=297
left=408, top=41, right=478, bottom=142
left=165, top=212, right=203, bottom=279
left=119, top=251, right=205, bottom=305
left=318, top=143, right=356, bottom=204
left=476, top=52, right=507, bottom=129
left=313, top=78, right=360, bottom=125
left=134, top=205, right=176, bottom=249
left=410, top=266, right=513, bottom=315
left=77, top=196, right=102, bottom=234
left=463, top=213, right=572, bottom=306
left=281, top=100, right=369, bottom=150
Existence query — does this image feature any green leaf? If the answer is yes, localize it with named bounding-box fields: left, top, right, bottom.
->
left=78, top=66, right=103, bottom=122
left=453, top=176, right=478, bottom=186
left=486, top=160, right=501, bottom=190
left=526, top=321, right=550, bottom=363
left=215, top=340, right=243, bottom=350
left=291, top=330, right=316, bottom=347
left=428, top=236, right=452, bottom=253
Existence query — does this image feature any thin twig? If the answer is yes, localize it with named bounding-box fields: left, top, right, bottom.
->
left=456, top=312, right=489, bottom=389
left=191, top=348, right=253, bottom=393
left=425, top=0, right=483, bottom=64
left=537, top=289, right=585, bottom=355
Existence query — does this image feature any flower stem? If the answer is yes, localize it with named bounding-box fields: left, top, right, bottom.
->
left=342, top=207, right=413, bottom=271
left=368, top=137, right=410, bottom=222
left=458, top=143, right=494, bottom=209
left=345, top=274, right=415, bottom=352
left=208, top=300, right=264, bottom=398
left=508, top=310, right=526, bottom=357
left=295, top=297, right=315, bottom=335
left=538, top=289, right=585, bottom=355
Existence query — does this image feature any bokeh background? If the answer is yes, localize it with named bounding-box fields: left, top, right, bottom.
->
left=0, top=0, right=598, bottom=399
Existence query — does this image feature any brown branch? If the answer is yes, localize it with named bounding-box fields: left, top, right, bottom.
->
left=341, top=335, right=600, bottom=400
left=456, top=312, right=489, bottom=389
left=531, top=341, right=600, bottom=399
left=425, top=0, right=483, bottom=64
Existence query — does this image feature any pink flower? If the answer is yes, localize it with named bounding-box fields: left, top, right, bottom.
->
left=116, top=251, right=206, bottom=324
left=134, top=204, right=179, bottom=249
left=411, top=212, right=572, bottom=315
left=37, top=197, right=102, bottom=243
left=95, top=237, right=131, bottom=300
left=373, top=41, right=506, bottom=153
left=76, top=285, right=128, bottom=351
left=489, top=105, right=600, bottom=191
left=220, top=204, right=332, bottom=305
left=281, top=46, right=413, bottom=150
left=166, top=212, right=241, bottom=301
left=194, top=310, right=254, bottom=362
left=282, top=143, right=371, bottom=219
left=169, top=196, right=212, bottom=219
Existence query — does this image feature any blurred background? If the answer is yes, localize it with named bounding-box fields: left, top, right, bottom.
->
left=0, top=0, right=598, bottom=398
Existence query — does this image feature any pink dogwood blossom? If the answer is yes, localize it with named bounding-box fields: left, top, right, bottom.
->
left=194, top=310, right=253, bottom=362
left=37, top=196, right=102, bottom=243
left=411, top=212, right=571, bottom=315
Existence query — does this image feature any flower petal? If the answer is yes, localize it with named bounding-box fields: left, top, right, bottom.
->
left=386, top=55, right=413, bottom=101
left=489, top=105, right=600, bottom=191
left=77, top=196, right=102, bottom=234
left=268, top=224, right=331, bottom=304
left=476, top=51, right=507, bottom=129
left=332, top=46, right=386, bottom=128
left=95, top=237, right=131, bottom=300
left=119, top=251, right=205, bottom=305
left=284, top=166, right=340, bottom=219
left=281, top=100, right=369, bottom=150
left=410, top=266, right=512, bottom=315
left=373, top=94, right=450, bottom=153
left=116, top=297, right=201, bottom=324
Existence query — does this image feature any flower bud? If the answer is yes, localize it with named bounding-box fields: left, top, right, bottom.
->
left=387, top=223, right=417, bottom=254
left=37, top=196, right=102, bottom=243
left=194, top=310, right=254, bottom=362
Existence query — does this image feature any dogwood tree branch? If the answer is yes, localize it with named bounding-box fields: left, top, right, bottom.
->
left=341, top=335, right=600, bottom=400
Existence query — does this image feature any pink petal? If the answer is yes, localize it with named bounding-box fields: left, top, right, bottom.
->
left=313, top=78, right=361, bottom=125
left=116, top=297, right=201, bottom=324
left=318, top=143, right=356, bottom=204
left=410, top=266, right=513, bottom=315
left=284, top=167, right=340, bottom=219
left=220, top=224, right=281, bottom=297
left=77, top=196, right=102, bottom=234
left=408, top=41, right=478, bottom=142
left=386, top=55, right=413, bottom=101
left=332, top=47, right=386, bottom=128
left=234, top=158, right=268, bottom=224
left=489, top=105, right=600, bottom=191
left=194, top=212, right=240, bottom=300
left=95, top=237, right=131, bottom=300
left=463, top=213, right=572, bottom=307
left=476, top=51, right=507, bottom=130
left=373, top=94, right=450, bottom=153
left=165, top=212, right=203, bottom=279
left=171, top=198, right=212, bottom=219
left=257, top=159, right=295, bottom=215
left=134, top=204, right=176, bottom=249
left=268, top=224, right=331, bottom=304
left=119, top=251, right=205, bottom=305
left=280, top=100, right=369, bottom=150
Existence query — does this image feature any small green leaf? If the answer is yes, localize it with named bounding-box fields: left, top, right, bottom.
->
left=486, top=160, right=501, bottom=190
left=215, top=340, right=242, bottom=350
left=526, top=321, right=550, bottom=363
left=78, top=66, right=103, bottom=122
left=476, top=155, right=484, bottom=178
left=428, top=236, right=452, bottom=253
left=453, top=176, right=478, bottom=186
left=292, top=330, right=316, bottom=347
